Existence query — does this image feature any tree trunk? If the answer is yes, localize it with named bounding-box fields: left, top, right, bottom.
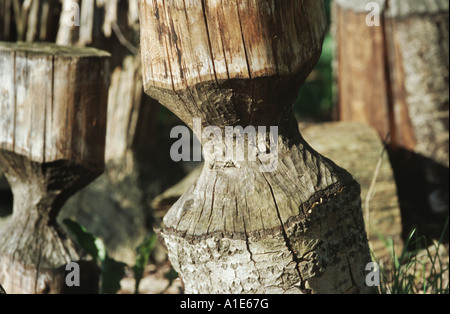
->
left=0, top=42, right=110, bottom=293
left=0, top=0, right=61, bottom=42
left=153, top=121, right=403, bottom=264
left=333, top=0, right=449, bottom=235
left=53, top=0, right=183, bottom=264
left=139, top=0, right=374, bottom=294
left=334, top=0, right=449, bottom=167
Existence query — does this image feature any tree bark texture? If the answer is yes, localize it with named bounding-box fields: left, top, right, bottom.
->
left=0, top=0, right=182, bottom=265
left=0, top=42, right=109, bottom=293
left=301, top=122, right=402, bottom=262
left=333, top=0, right=449, bottom=231
left=139, top=0, right=374, bottom=294
left=333, top=0, right=449, bottom=168
left=153, top=121, right=403, bottom=265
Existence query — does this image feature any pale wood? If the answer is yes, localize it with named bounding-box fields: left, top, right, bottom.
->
left=0, top=0, right=60, bottom=42
left=301, top=122, right=403, bottom=261
left=55, top=0, right=175, bottom=265
left=140, top=0, right=374, bottom=294
left=0, top=42, right=110, bottom=294
left=333, top=0, right=449, bottom=168
left=153, top=122, right=403, bottom=263
left=0, top=169, right=7, bottom=190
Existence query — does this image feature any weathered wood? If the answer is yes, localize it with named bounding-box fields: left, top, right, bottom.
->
left=54, top=0, right=183, bottom=265
left=0, top=168, right=7, bottom=190
left=333, top=0, right=449, bottom=235
left=153, top=122, right=403, bottom=263
left=333, top=0, right=449, bottom=168
left=301, top=122, right=402, bottom=261
left=0, top=0, right=60, bottom=42
left=0, top=42, right=110, bottom=294
left=140, top=0, right=374, bottom=294
left=152, top=165, right=203, bottom=217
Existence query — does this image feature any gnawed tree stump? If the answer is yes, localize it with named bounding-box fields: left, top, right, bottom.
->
left=333, top=0, right=449, bottom=167
left=55, top=0, right=184, bottom=265
left=301, top=122, right=402, bottom=261
left=153, top=122, right=403, bottom=265
left=0, top=42, right=110, bottom=294
left=333, top=0, right=449, bottom=238
left=0, top=0, right=61, bottom=42
left=139, top=0, right=374, bottom=294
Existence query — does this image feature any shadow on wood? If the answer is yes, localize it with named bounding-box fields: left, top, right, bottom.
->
left=0, top=42, right=110, bottom=294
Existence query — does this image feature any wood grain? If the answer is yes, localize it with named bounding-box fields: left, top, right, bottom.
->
left=333, top=0, right=449, bottom=168
left=140, top=0, right=374, bottom=293
left=0, top=42, right=110, bottom=169
left=0, top=42, right=110, bottom=294
left=139, top=0, right=327, bottom=91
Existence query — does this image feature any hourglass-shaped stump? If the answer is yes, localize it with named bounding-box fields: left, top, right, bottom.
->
left=139, top=0, right=374, bottom=294
left=0, top=42, right=110, bottom=294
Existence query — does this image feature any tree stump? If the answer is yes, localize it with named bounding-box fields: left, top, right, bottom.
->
left=333, top=0, right=449, bottom=237
left=333, top=0, right=449, bottom=167
left=55, top=0, right=184, bottom=265
left=301, top=122, right=402, bottom=261
left=0, top=42, right=110, bottom=294
left=139, top=0, right=374, bottom=294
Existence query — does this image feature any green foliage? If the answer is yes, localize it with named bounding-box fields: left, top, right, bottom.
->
left=63, top=219, right=126, bottom=294
left=294, top=33, right=334, bottom=121
left=63, top=219, right=104, bottom=262
left=164, top=267, right=179, bottom=289
left=100, top=256, right=127, bottom=294
left=374, top=217, right=449, bottom=294
left=64, top=219, right=174, bottom=294
left=133, top=233, right=158, bottom=294
left=294, top=0, right=334, bottom=121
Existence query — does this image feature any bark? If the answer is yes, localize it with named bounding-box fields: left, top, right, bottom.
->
left=0, top=42, right=109, bottom=293
left=54, top=0, right=182, bottom=264
left=154, top=122, right=403, bottom=269
left=301, top=122, right=402, bottom=262
left=333, top=0, right=449, bottom=230
left=139, top=0, right=374, bottom=294
left=333, top=0, right=449, bottom=168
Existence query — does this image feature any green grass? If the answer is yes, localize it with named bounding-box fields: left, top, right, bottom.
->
left=373, top=217, right=449, bottom=294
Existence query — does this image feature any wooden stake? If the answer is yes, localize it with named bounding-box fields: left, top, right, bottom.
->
left=0, top=42, right=110, bottom=294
